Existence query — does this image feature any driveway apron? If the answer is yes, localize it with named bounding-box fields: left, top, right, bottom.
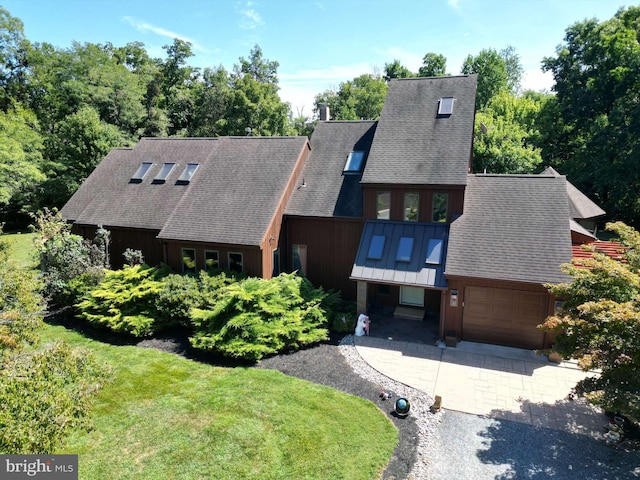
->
left=354, top=336, right=607, bottom=436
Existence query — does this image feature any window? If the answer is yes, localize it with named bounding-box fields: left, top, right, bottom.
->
left=396, top=237, right=414, bottom=262
left=425, top=239, right=444, bottom=265
left=432, top=193, right=448, bottom=223
left=153, top=162, right=176, bottom=183
left=272, top=248, right=280, bottom=277
left=404, top=192, right=419, bottom=222
left=367, top=235, right=386, bottom=260
left=438, top=97, right=455, bottom=115
left=182, top=248, right=196, bottom=273
left=400, top=286, right=425, bottom=307
left=228, top=252, right=243, bottom=273
left=204, top=250, right=219, bottom=270
left=130, top=162, right=152, bottom=183
left=177, top=163, right=199, bottom=184
left=377, top=191, right=390, bottom=219
left=292, top=244, right=307, bottom=274
left=343, top=151, right=365, bottom=174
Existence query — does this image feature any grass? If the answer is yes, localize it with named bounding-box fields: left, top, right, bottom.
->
left=2, top=231, right=37, bottom=268
left=43, top=325, right=398, bottom=479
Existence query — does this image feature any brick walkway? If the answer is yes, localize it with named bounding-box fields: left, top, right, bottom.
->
left=354, top=336, right=607, bottom=437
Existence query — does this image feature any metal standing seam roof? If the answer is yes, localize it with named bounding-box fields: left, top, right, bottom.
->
left=351, top=220, right=450, bottom=289
left=445, top=174, right=573, bottom=285
left=61, top=136, right=310, bottom=247
left=285, top=121, right=377, bottom=218
left=361, top=75, right=477, bottom=186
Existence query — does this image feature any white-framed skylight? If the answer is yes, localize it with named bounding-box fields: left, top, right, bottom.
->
left=367, top=235, right=386, bottom=260
left=396, top=237, right=414, bottom=262
left=438, top=97, right=455, bottom=115
left=177, top=163, right=199, bottom=184
left=152, top=162, right=176, bottom=183
left=130, top=162, right=152, bottom=183
left=425, top=238, right=444, bottom=265
left=343, top=151, right=365, bottom=174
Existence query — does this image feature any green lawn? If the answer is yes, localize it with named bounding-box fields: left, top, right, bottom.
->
left=43, top=325, right=397, bottom=479
left=2, top=232, right=37, bottom=268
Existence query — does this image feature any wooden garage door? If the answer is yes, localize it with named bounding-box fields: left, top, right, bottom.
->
left=462, top=286, right=548, bottom=349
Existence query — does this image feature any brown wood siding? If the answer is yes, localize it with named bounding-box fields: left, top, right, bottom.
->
left=72, top=224, right=163, bottom=269
left=362, top=185, right=465, bottom=222
left=260, top=141, right=311, bottom=279
left=164, top=241, right=261, bottom=276
left=444, top=276, right=554, bottom=349
left=285, top=216, right=363, bottom=299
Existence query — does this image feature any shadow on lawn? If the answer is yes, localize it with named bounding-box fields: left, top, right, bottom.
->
left=475, top=400, right=640, bottom=480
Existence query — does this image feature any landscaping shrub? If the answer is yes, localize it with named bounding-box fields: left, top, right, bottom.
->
left=189, top=273, right=330, bottom=361
left=31, top=209, right=109, bottom=304
left=76, top=264, right=170, bottom=336
left=0, top=342, right=110, bottom=454
left=156, top=273, right=200, bottom=327
left=0, top=232, right=109, bottom=454
left=329, top=301, right=357, bottom=333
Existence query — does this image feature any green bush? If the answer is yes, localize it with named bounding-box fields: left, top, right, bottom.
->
left=156, top=273, right=200, bottom=327
left=76, top=264, right=170, bottom=336
left=189, top=273, right=329, bottom=361
left=0, top=342, right=110, bottom=454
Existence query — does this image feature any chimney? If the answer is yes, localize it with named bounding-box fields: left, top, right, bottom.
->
left=318, top=103, right=330, bottom=121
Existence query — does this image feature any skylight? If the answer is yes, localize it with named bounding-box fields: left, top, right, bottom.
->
left=152, top=163, right=176, bottom=184
left=396, top=237, right=414, bottom=262
left=367, top=235, right=386, bottom=260
left=177, top=163, right=199, bottom=184
left=343, top=151, right=365, bottom=174
left=130, top=162, right=152, bottom=183
left=438, top=97, right=455, bottom=115
left=425, top=239, right=444, bottom=265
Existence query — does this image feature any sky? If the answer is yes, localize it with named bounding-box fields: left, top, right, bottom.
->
left=2, top=0, right=628, bottom=116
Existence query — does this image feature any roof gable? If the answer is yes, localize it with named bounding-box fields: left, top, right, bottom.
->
left=361, top=75, right=477, bottom=186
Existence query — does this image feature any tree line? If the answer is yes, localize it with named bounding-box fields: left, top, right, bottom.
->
left=1, top=6, right=639, bottom=229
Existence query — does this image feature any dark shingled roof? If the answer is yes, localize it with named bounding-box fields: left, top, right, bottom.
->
left=286, top=121, right=377, bottom=218
left=541, top=166, right=605, bottom=219
left=351, top=220, right=449, bottom=288
left=61, top=136, right=309, bottom=247
left=361, top=75, right=477, bottom=186
left=446, top=174, right=572, bottom=284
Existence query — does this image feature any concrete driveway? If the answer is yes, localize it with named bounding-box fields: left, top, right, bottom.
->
left=354, top=336, right=607, bottom=436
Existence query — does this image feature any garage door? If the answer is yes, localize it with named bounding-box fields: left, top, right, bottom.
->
left=462, top=286, right=548, bottom=349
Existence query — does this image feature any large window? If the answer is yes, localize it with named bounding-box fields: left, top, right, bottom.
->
left=432, top=193, right=448, bottom=223
left=228, top=252, right=243, bottom=273
left=292, top=244, right=307, bottom=274
left=182, top=248, right=196, bottom=273
left=377, top=191, right=390, bottom=219
left=177, top=163, right=199, bottom=184
left=404, top=192, right=419, bottom=222
left=204, top=250, right=219, bottom=270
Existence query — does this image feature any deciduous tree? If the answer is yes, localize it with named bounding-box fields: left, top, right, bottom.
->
left=542, top=222, right=640, bottom=419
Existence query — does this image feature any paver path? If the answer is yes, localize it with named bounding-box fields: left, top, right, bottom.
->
left=354, top=336, right=608, bottom=436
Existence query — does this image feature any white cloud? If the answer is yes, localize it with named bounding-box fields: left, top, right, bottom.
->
left=448, top=0, right=460, bottom=9
left=238, top=1, right=265, bottom=30
left=122, top=16, right=207, bottom=53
